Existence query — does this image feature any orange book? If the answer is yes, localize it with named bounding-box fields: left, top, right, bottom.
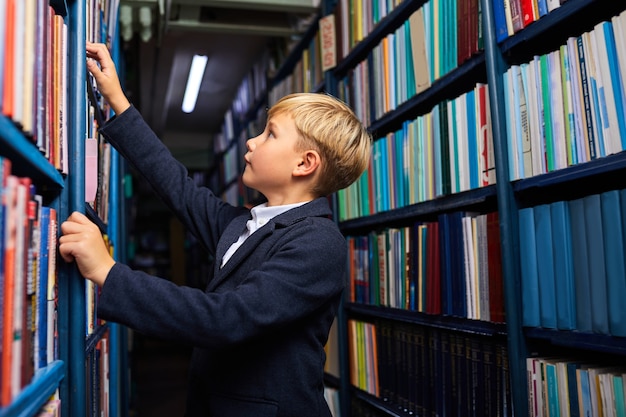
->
left=1, top=175, right=19, bottom=406
left=3, top=0, right=16, bottom=117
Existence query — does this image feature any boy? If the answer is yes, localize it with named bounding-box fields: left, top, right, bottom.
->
left=59, top=42, right=371, bottom=417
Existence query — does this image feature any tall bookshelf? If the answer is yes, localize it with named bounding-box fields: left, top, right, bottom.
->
left=0, top=0, right=129, bottom=416
left=217, top=0, right=626, bottom=416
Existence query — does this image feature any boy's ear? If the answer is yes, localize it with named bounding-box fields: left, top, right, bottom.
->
left=293, top=150, right=321, bottom=177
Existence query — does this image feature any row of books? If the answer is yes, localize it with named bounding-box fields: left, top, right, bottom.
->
left=347, top=210, right=505, bottom=322
left=337, top=82, right=495, bottom=221
left=504, top=12, right=626, bottom=180
left=337, top=0, right=481, bottom=127
left=519, top=188, right=626, bottom=336
left=268, top=29, right=324, bottom=104
left=335, top=0, right=406, bottom=59
left=348, top=319, right=513, bottom=417
left=0, top=1, right=68, bottom=174
left=527, top=356, right=626, bottom=417
left=493, top=0, right=568, bottom=42
left=85, top=331, right=110, bottom=417
left=0, top=157, right=59, bottom=406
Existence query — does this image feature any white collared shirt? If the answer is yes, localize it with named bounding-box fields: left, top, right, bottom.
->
left=220, top=201, right=308, bottom=268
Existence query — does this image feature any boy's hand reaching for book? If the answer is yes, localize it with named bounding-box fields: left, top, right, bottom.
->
left=86, top=41, right=131, bottom=115
left=59, top=211, right=116, bottom=287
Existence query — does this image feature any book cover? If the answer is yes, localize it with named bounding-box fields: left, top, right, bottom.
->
left=568, top=197, right=592, bottom=332
left=600, top=190, right=626, bottom=337
left=583, top=194, right=609, bottom=334
left=1, top=175, right=18, bottom=406
left=519, top=207, right=540, bottom=327
left=492, top=0, right=509, bottom=42
left=576, top=35, right=597, bottom=160
left=534, top=204, right=557, bottom=328
left=486, top=211, right=505, bottom=323
left=550, top=201, right=576, bottom=330
left=601, top=20, right=626, bottom=150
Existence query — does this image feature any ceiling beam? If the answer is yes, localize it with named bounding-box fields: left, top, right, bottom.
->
left=170, top=0, right=319, bottom=13
left=167, top=19, right=298, bottom=36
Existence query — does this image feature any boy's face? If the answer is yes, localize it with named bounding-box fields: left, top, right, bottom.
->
left=242, top=112, right=304, bottom=198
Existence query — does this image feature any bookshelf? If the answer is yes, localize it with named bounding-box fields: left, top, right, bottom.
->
left=0, top=0, right=129, bottom=416
left=216, top=0, right=626, bottom=416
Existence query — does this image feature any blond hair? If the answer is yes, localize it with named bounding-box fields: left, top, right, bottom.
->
left=268, top=93, right=372, bottom=197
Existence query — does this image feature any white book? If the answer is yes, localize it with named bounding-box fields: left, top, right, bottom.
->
left=525, top=58, right=543, bottom=176
left=456, top=93, right=469, bottom=191
left=592, top=22, right=621, bottom=155
left=582, top=31, right=604, bottom=158
left=546, top=0, right=561, bottom=12
left=503, top=67, right=520, bottom=180
left=566, top=37, right=588, bottom=164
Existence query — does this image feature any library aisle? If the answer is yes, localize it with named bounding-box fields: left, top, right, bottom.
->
left=130, top=335, right=192, bottom=417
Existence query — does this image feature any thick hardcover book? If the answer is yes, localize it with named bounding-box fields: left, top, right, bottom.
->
left=583, top=194, right=609, bottom=334
left=550, top=201, right=576, bottom=330
left=600, top=190, right=626, bottom=337
left=568, top=197, right=592, bottom=332
left=492, top=0, right=508, bottom=42
left=519, top=207, right=540, bottom=327
left=534, top=204, right=557, bottom=328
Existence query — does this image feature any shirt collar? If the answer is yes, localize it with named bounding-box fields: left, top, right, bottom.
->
left=247, top=201, right=309, bottom=233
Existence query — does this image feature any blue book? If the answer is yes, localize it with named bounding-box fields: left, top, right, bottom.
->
left=518, top=207, right=540, bottom=327
left=600, top=190, right=626, bottom=336
left=537, top=0, right=548, bottom=17
left=465, top=88, right=478, bottom=189
left=534, top=204, right=557, bottom=328
left=37, top=206, right=51, bottom=369
left=568, top=198, right=592, bottom=332
left=602, top=21, right=626, bottom=150
left=450, top=211, right=467, bottom=317
left=550, top=201, right=576, bottom=330
left=583, top=194, right=609, bottom=334
left=544, top=361, right=561, bottom=417
left=577, top=367, right=592, bottom=417
left=614, top=374, right=626, bottom=417
left=492, top=0, right=508, bottom=42
left=566, top=362, right=581, bottom=417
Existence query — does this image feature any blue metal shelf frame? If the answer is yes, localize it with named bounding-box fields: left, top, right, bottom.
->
left=0, top=362, right=65, bottom=417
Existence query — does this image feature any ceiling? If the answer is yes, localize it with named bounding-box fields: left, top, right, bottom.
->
left=118, top=0, right=321, bottom=169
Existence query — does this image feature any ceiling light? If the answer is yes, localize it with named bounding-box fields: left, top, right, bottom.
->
left=182, top=55, right=208, bottom=113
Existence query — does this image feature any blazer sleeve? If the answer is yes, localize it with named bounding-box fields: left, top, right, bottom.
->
left=99, top=105, right=247, bottom=254
left=97, top=217, right=347, bottom=349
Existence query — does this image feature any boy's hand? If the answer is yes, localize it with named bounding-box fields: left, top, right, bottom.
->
left=59, top=211, right=116, bottom=287
left=86, top=41, right=131, bottom=115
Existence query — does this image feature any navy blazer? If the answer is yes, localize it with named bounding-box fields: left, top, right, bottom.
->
left=97, top=106, right=347, bottom=417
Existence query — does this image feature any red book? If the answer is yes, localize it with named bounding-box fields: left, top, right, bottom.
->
left=486, top=212, right=505, bottom=323
left=520, top=0, right=537, bottom=28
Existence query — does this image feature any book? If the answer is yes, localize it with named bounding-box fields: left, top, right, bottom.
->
left=568, top=197, right=592, bottom=332
left=599, top=190, right=626, bottom=337
left=534, top=204, right=556, bottom=329
left=550, top=201, right=576, bottom=330
left=519, top=207, right=540, bottom=327
left=583, top=194, right=609, bottom=334
left=492, top=0, right=508, bottom=42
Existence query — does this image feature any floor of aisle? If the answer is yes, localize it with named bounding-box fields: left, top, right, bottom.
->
left=130, top=334, right=192, bottom=417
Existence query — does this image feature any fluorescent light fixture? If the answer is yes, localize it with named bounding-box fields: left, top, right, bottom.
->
left=182, top=54, right=208, bottom=113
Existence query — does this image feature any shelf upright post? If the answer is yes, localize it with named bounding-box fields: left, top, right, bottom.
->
left=480, top=0, right=528, bottom=415
left=66, top=0, right=88, bottom=416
